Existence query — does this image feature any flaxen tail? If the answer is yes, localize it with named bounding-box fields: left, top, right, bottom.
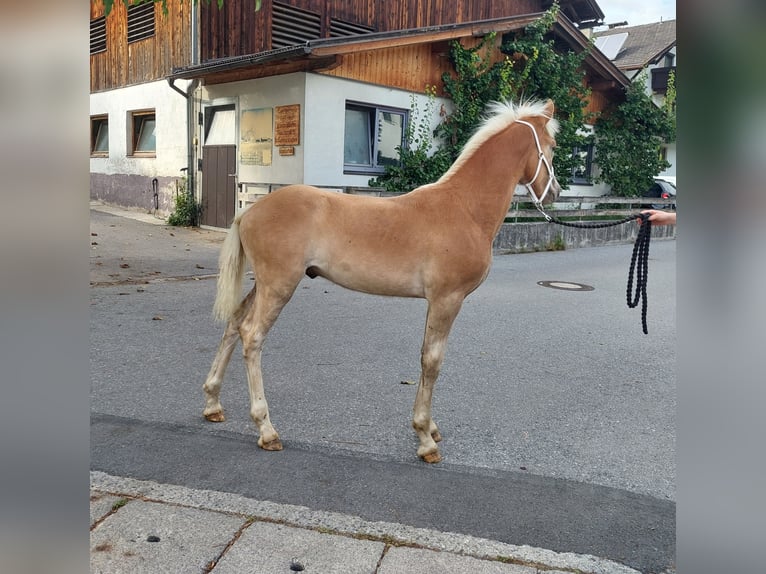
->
left=212, top=212, right=247, bottom=323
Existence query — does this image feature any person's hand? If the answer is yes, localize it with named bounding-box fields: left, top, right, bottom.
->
left=639, top=209, right=676, bottom=226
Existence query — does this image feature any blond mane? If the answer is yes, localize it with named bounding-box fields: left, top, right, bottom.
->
left=439, top=99, right=559, bottom=182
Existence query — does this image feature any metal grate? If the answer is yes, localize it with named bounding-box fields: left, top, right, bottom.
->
left=330, top=18, right=374, bottom=38
left=90, top=16, right=106, bottom=55
left=127, top=2, right=155, bottom=44
left=271, top=2, right=321, bottom=48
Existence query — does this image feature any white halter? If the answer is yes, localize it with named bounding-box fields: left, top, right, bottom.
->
left=515, top=119, right=557, bottom=221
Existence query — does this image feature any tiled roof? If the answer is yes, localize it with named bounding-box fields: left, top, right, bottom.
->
left=594, top=20, right=676, bottom=71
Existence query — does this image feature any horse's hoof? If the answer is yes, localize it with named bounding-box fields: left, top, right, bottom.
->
left=421, top=450, right=442, bottom=464
left=259, top=437, right=283, bottom=451
left=204, top=411, right=226, bottom=422
left=431, top=430, right=443, bottom=443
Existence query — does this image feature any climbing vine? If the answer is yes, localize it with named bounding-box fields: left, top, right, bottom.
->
left=369, top=87, right=452, bottom=192
left=593, top=71, right=675, bottom=196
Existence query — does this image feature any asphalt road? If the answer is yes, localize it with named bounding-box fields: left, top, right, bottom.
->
left=90, top=208, right=676, bottom=573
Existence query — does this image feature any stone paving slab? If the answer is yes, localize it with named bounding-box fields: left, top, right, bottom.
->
left=90, top=498, right=244, bottom=574
left=212, top=521, right=385, bottom=574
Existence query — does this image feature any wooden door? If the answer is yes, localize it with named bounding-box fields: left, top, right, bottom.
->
left=200, top=144, right=236, bottom=228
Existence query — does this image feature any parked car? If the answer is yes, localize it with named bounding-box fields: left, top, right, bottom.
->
left=644, top=176, right=676, bottom=210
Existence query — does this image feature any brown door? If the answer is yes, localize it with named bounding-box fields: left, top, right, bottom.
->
left=200, top=144, right=236, bottom=228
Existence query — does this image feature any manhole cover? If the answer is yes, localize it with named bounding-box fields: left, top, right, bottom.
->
left=537, top=280, right=594, bottom=291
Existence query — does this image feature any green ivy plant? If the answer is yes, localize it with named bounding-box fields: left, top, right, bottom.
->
left=368, top=86, right=452, bottom=192
left=593, top=71, right=675, bottom=196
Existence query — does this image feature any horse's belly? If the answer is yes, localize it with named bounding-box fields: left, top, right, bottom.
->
left=311, top=262, right=425, bottom=298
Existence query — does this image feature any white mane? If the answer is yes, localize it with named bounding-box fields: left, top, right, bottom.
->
left=439, top=99, right=559, bottom=182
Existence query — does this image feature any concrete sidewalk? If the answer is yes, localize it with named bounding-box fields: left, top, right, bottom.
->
left=90, top=472, right=640, bottom=574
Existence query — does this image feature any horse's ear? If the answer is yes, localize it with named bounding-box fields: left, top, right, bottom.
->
left=543, top=99, right=555, bottom=119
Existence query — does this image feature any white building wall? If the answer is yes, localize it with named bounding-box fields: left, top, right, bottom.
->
left=303, top=73, right=447, bottom=188
left=201, top=73, right=307, bottom=191
left=200, top=72, right=449, bottom=192
left=90, top=79, right=191, bottom=213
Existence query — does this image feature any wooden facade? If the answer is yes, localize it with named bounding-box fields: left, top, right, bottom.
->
left=201, top=0, right=547, bottom=62
left=319, top=36, right=490, bottom=95
left=90, top=0, right=191, bottom=93
left=91, top=0, right=611, bottom=98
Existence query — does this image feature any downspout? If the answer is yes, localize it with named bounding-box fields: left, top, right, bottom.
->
left=167, top=0, right=200, bottom=220
left=168, top=77, right=199, bottom=213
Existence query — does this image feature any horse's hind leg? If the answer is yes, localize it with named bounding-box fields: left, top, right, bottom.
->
left=412, top=295, right=463, bottom=463
left=202, top=289, right=256, bottom=422
left=240, top=282, right=298, bottom=451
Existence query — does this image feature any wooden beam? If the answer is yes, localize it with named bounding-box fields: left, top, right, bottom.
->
left=202, top=56, right=339, bottom=85
left=309, top=16, right=540, bottom=57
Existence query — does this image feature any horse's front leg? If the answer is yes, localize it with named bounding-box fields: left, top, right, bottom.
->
left=413, top=296, right=462, bottom=463
left=202, top=289, right=256, bottom=422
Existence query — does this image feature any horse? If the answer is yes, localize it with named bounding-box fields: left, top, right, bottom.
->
left=202, top=98, right=560, bottom=463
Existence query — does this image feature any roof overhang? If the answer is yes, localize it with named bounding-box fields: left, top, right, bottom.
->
left=170, top=11, right=628, bottom=92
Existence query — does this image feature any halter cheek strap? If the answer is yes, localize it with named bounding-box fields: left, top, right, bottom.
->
left=515, top=119, right=556, bottom=221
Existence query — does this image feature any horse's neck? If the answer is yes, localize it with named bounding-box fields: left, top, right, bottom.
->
left=436, top=151, right=524, bottom=240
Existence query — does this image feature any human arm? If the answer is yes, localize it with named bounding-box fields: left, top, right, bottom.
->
left=639, top=209, right=676, bottom=226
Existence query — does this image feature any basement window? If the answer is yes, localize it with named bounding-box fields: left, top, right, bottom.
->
left=130, top=110, right=156, bottom=156
left=91, top=115, right=109, bottom=157
left=344, top=103, right=407, bottom=174
left=127, top=2, right=155, bottom=43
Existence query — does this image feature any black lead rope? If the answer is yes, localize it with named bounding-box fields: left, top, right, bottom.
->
left=626, top=213, right=652, bottom=334
left=542, top=211, right=652, bottom=334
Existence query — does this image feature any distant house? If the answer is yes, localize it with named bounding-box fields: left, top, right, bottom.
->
left=594, top=20, right=676, bottom=178
left=91, top=0, right=629, bottom=228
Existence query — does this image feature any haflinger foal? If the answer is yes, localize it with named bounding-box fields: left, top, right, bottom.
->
left=202, top=99, right=560, bottom=463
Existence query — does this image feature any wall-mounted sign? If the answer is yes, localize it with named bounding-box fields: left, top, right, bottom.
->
left=278, top=146, right=295, bottom=156
left=240, top=107, right=273, bottom=166
left=274, top=104, right=300, bottom=147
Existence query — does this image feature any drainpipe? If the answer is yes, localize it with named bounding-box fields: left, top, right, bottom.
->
left=164, top=0, right=200, bottom=217
left=167, top=77, right=199, bottom=213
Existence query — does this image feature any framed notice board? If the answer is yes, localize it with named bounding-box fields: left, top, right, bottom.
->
left=274, top=104, right=300, bottom=147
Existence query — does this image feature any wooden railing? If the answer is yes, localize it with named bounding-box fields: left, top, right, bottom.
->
left=506, top=196, right=676, bottom=220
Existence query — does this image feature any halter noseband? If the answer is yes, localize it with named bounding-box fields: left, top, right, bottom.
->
left=515, top=119, right=556, bottom=221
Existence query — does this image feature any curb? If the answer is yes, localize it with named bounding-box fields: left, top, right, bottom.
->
left=91, top=471, right=641, bottom=574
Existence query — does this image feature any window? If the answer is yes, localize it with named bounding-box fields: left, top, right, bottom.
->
left=90, top=16, right=106, bottom=55
left=127, top=2, right=155, bottom=43
left=571, top=143, right=594, bottom=184
left=130, top=110, right=156, bottom=156
left=91, top=115, right=109, bottom=156
left=204, top=104, right=236, bottom=145
left=344, top=103, right=407, bottom=174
